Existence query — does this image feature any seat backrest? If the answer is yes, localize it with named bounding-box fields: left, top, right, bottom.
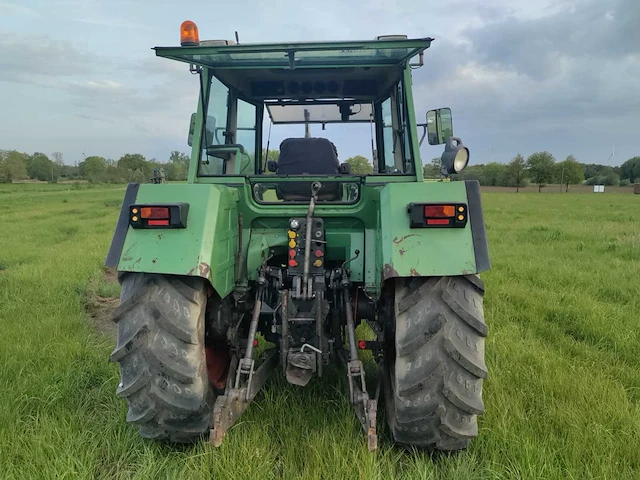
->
left=276, top=137, right=339, bottom=175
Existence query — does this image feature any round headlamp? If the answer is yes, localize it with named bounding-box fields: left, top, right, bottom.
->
left=441, top=137, right=470, bottom=174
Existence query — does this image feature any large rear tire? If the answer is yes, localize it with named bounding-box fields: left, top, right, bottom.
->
left=384, top=275, right=488, bottom=451
left=110, top=273, right=214, bottom=442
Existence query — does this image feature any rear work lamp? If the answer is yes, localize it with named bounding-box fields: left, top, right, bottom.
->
left=129, top=203, right=189, bottom=229
left=407, top=203, right=467, bottom=228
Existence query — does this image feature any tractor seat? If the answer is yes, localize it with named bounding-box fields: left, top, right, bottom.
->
left=275, top=137, right=342, bottom=201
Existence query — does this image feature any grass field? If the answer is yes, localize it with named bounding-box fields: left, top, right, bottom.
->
left=1, top=182, right=639, bottom=479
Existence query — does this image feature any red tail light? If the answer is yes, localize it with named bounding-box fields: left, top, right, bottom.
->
left=141, top=207, right=170, bottom=219
left=426, top=218, right=450, bottom=225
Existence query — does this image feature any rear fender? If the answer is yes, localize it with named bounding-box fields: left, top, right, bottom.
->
left=105, top=183, right=239, bottom=298
left=378, top=180, right=489, bottom=280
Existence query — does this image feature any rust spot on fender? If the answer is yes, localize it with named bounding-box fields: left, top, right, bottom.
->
left=409, top=268, right=420, bottom=276
left=393, top=234, right=417, bottom=245
left=399, top=248, right=405, bottom=255
left=198, top=262, right=211, bottom=277
left=382, top=263, right=399, bottom=280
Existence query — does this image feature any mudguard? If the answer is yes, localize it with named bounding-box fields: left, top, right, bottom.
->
left=378, top=180, right=489, bottom=280
left=105, top=183, right=239, bottom=298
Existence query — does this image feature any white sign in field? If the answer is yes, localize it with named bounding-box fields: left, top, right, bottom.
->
left=593, top=185, right=605, bottom=193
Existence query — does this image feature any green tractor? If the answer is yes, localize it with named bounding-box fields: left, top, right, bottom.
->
left=106, top=21, right=489, bottom=452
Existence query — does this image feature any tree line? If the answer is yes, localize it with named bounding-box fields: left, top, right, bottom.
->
left=424, top=153, right=640, bottom=191
left=0, top=150, right=191, bottom=184
left=344, top=153, right=640, bottom=192
left=2, top=148, right=639, bottom=189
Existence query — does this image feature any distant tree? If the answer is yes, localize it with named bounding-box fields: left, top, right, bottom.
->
left=0, top=150, right=28, bottom=182
left=261, top=149, right=280, bottom=162
left=169, top=151, right=190, bottom=166
left=27, top=153, right=60, bottom=182
left=582, top=163, right=617, bottom=180
left=256, top=148, right=280, bottom=174
left=346, top=155, right=373, bottom=174
left=60, top=164, right=78, bottom=178
left=79, top=156, right=108, bottom=182
left=117, top=153, right=151, bottom=181
left=585, top=176, right=602, bottom=186
left=527, top=151, right=555, bottom=192
left=482, top=162, right=507, bottom=186
left=167, top=151, right=190, bottom=181
left=105, top=165, right=126, bottom=183
left=51, top=152, right=64, bottom=166
left=457, top=164, right=484, bottom=182
left=118, top=153, right=147, bottom=171
left=505, top=154, right=527, bottom=192
left=423, top=158, right=441, bottom=177
left=604, top=173, right=620, bottom=186
left=620, top=157, right=640, bottom=182
left=556, top=155, right=585, bottom=192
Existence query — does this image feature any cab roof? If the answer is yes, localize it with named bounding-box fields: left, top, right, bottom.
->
left=153, top=37, right=433, bottom=70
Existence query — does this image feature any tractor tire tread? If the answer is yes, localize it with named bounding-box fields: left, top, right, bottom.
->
left=387, top=275, right=487, bottom=451
left=110, top=272, right=213, bottom=443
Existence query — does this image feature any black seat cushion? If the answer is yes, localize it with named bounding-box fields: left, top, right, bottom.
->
left=276, top=138, right=341, bottom=200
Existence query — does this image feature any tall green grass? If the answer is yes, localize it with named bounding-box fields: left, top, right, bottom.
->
left=0, top=183, right=639, bottom=479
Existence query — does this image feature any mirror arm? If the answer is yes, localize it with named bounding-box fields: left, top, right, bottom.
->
left=416, top=123, right=428, bottom=147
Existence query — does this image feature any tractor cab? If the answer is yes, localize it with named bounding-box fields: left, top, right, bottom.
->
left=154, top=24, right=469, bottom=201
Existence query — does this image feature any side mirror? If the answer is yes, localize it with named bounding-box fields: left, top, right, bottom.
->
left=187, top=113, right=196, bottom=146
left=426, top=107, right=453, bottom=145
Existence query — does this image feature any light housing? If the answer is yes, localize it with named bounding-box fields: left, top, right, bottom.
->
left=407, top=203, right=467, bottom=228
left=180, top=21, right=200, bottom=46
left=440, top=137, right=470, bottom=174
left=129, top=203, right=189, bottom=229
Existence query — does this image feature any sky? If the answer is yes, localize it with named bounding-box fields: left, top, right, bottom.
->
left=1, top=0, right=638, bottom=167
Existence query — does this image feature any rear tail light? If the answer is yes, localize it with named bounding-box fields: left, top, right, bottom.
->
left=129, top=203, right=189, bottom=229
left=407, top=203, right=467, bottom=228
left=141, top=207, right=170, bottom=219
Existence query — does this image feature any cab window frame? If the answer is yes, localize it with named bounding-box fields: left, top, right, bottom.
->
left=197, top=71, right=263, bottom=177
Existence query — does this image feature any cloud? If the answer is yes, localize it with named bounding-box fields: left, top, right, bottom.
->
left=409, top=0, right=640, bottom=163
left=0, top=36, right=98, bottom=84
left=67, top=16, right=153, bottom=29
left=0, top=2, right=41, bottom=16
